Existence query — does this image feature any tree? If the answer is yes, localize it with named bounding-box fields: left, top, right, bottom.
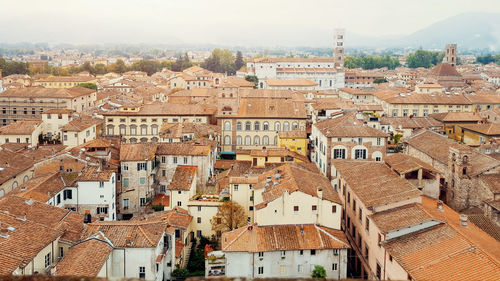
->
left=406, top=50, right=442, bottom=68
left=311, top=265, right=327, bottom=278
left=172, top=53, right=193, bottom=72
left=172, top=268, right=189, bottom=278
left=129, top=60, right=162, bottom=76
left=202, top=49, right=236, bottom=74
left=235, top=51, right=245, bottom=71
left=211, top=201, right=246, bottom=233
left=344, top=55, right=400, bottom=70
left=245, top=75, right=259, bottom=88
left=109, top=59, right=127, bottom=74
left=77, top=83, right=97, bottom=90
left=373, top=77, right=388, bottom=84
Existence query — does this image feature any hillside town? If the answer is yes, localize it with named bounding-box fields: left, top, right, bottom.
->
left=1, top=28, right=500, bottom=281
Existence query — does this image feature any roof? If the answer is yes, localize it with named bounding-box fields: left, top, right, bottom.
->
left=131, top=207, right=193, bottom=229
left=229, top=98, right=306, bottom=119
left=277, top=130, right=307, bottom=139
left=406, top=130, right=500, bottom=175
left=61, top=116, right=101, bottom=132
left=76, top=166, right=114, bottom=182
left=332, top=160, right=422, bottom=208
left=460, top=123, right=500, bottom=136
left=0, top=195, right=84, bottom=243
left=314, top=112, right=387, bottom=138
left=0, top=120, right=42, bottom=135
left=431, top=63, right=461, bottom=77
left=119, top=143, right=157, bottom=161
left=254, top=163, right=341, bottom=205
left=478, top=174, right=500, bottom=194
left=370, top=203, right=434, bottom=233
left=249, top=57, right=335, bottom=63
left=430, top=112, right=483, bottom=122
left=82, top=220, right=167, bottom=248
left=376, top=92, right=471, bottom=105
left=83, top=139, right=112, bottom=148
left=222, top=224, right=349, bottom=252
left=43, top=108, right=76, bottom=115
left=265, top=78, right=317, bottom=87
left=382, top=196, right=500, bottom=281
left=384, top=153, right=439, bottom=174
left=0, top=86, right=95, bottom=99
left=159, top=122, right=219, bottom=139
left=102, top=102, right=216, bottom=116
left=14, top=173, right=72, bottom=202
left=0, top=212, right=63, bottom=274
left=156, top=142, right=210, bottom=156
left=0, top=150, right=35, bottom=185
left=166, top=165, right=197, bottom=191
left=56, top=238, right=113, bottom=277
left=379, top=116, right=442, bottom=129
left=35, top=76, right=96, bottom=83
left=465, top=94, right=500, bottom=104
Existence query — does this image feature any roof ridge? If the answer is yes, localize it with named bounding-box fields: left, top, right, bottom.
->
left=314, top=225, right=349, bottom=247
left=137, top=225, right=155, bottom=247
left=222, top=226, right=250, bottom=251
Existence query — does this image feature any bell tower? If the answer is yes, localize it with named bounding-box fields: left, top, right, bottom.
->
left=445, top=44, right=457, bottom=67
left=333, top=28, right=345, bottom=69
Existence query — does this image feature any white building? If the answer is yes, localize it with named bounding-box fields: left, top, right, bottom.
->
left=222, top=224, right=349, bottom=279
left=240, top=58, right=345, bottom=90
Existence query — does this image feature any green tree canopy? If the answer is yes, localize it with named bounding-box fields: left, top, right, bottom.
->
left=171, top=53, right=193, bottom=72
left=0, top=58, right=29, bottom=76
left=245, top=75, right=259, bottom=88
left=344, top=55, right=400, bottom=70
left=77, top=82, right=97, bottom=90
left=235, top=51, right=245, bottom=71
left=311, top=265, right=327, bottom=278
left=406, top=50, right=444, bottom=68
left=201, top=49, right=236, bottom=74
left=129, top=60, right=162, bottom=76
left=476, top=54, right=500, bottom=64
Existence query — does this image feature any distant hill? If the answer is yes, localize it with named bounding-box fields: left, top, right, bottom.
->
left=348, top=12, right=500, bottom=51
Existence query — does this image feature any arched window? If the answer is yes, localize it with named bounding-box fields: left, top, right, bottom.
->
left=0, top=189, right=4, bottom=197
left=245, top=122, right=251, bottom=131
left=263, top=122, right=269, bottom=131
left=224, top=135, right=231, bottom=145
left=275, top=122, right=281, bottom=131
left=236, top=122, right=242, bottom=131
left=140, top=137, right=148, bottom=143
left=254, top=136, right=260, bottom=145
left=119, top=124, right=126, bottom=135
left=23, top=175, right=29, bottom=183
left=106, top=125, right=114, bottom=136
left=254, top=122, right=260, bottom=131
left=236, top=136, right=242, bottom=145
left=283, top=122, right=290, bottom=131
left=130, top=125, right=137, bottom=135
left=292, top=122, right=298, bottom=130
left=245, top=136, right=251, bottom=145
left=224, top=122, right=231, bottom=131
left=129, top=138, right=138, bottom=143
left=140, top=125, right=147, bottom=135
left=262, top=136, right=269, bottom=145
left=12, top=181, right=18, bottom=189
left=151, top=124, right=158, bottom=135
left=151, top=137, right=159, bottom=142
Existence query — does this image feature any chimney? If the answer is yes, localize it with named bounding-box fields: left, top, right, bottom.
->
left=437, top=200, right=443, bottom=211
left=459, top=214, right=468, bottom=227
left=83, top=210, right=91, bottom=224
left=317, top=188, right=323, bottom=199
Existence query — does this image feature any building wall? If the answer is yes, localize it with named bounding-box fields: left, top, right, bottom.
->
left=157, top=154, right=213, bottom=187
left=0, top=127, right=41, bottom=146
left=41, top=113, right=71, bottom=137
left=0, top=167, right=34, bottom=197
left=167, top=178, right=196, bottom=210
left=254, top=191, right=342, bottom=230
left=188, top=200, right=221, bottom=238
left=220, top=118, right=307, bottom=152
left=120, top=159, right=158, bottom=217
left=62, top=124, right=97, bottom=148
left=380, top=102, right=473, bottom=117
left=225, top=248, right=347, bottom=279
left=278, top=137, right=308, bottom=156
left=70, top=173, right=117, bottom=220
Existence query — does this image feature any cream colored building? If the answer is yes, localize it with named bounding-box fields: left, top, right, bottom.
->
left=0, top=87, right=97, bottom=126
left=218, top=98, right=307, bottom=152
left=32, top=75, right=97, bottom=88
left=61, top=116, right=101, bottom=148
left=0, top=120, right=42, bottom=146
left=187, top=197, right=221, bottom=238
left=374, top=91, right=473, bottom=117
left=41, top=109, right=75, bottom=140
left=103, top=102, right=216, bottom=143
left=165, top=165, right=197, bottom=210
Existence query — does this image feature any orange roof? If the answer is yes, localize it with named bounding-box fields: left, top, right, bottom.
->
left=167, top=165, right=197, bottom=191
left=222, top=224, right=349, bottom=252
left=0, top=120, right=42, bottom=135
left=460, top=122, right=500, bottom=136
left=56, top=238, right=113, bottom=277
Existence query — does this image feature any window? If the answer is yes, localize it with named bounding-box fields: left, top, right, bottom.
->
left=137, top=162, right=147, bottom=171
left=298, top=264, right=303, bottom=272
left=263, top=122, right=269, bottom=130
left=333, top=148, right=346, bottom=159
left=354, top=149, right=367, bottom=159
left=140, top=177, right=146, bottom=185
left=45, top=253, right=51, bottom=268
left=283, top=122, right=290, bottom=131
left=258, top=252, right=264, bottom=257
left=332, top=205, right=337, bottom=213
left=249, top=206, right=254, bottom=211
left=123, top=178, right=129, bottom=187
left=197, top=217, right=201, bottom=223
left=254, top=122, right=260, bottom=131
left=197, top=230, right=202, bottom=238
left=275, top=122, right=281, bottom=131
left=63, top=189, right=72, bottom=200
left=293, top=206, right=299, bottom=214
left=177, top=201, right=182, bottom=206
left=359, top=208, right=363, bottom=221
left=333, top=249, right=339, bottom=255
left=310, top=249, right=316, bottom=255
left=140, top=198, right=146, bottom=206
left=332, top=263, right=338, bottom=271
left=97, top=207, right=108, bottom=214
left=139, top=266, right=146, bottom=279
left=365, top=217, right=370, bottom=232
left=258, top=267, right=264, bottom=274
left=253, top=135, right=260, bottom=145
left=299, top=250, right=304, bottom=255
left=377, top=138, right=381, bottom=146
left=245, top=136, right=251, bottom=145
left=312, top=205, right=317, bottom=213
left=262, top=136, right=269, bottom=145
left=99, top=181, right=105, bottom=188
left=59, top=247, right=64, bottom=259
left=224, top=121, right=231, bottom=131
left=353, top=199, right=356, bottom=211
left=173, top=157, right=177, bottom=164
left=161, top=156, right=166, bottom=163
left=198, top=206, right=202, bottom=212
left=56, top=194, right=61, bottom=205
left=234, top=185, right=239, bottom=191
left=224, top=135, right=231, bottom=145
left=245, top=122, right=251, bottom=131
left=280, top=265, right=286, bottom=274
left=183, top=157, right=188, bottom=164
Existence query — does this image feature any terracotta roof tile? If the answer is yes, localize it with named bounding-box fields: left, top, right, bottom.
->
left=315, top=112, right=387, bottom=138
left=384, top=153, right=439, bottom=174
left=56, top=238, right=113, bottom=277
left=167, top=165, right=197, bottom=191
left=0, top=120, right=42, bottom=135
left=119, top=142, right=157, bottom=161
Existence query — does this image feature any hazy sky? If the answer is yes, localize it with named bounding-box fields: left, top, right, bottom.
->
left=1, top=0, right=499, bottom=46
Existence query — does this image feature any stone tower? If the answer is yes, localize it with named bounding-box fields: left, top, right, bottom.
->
left=333, top=28, right=345, bottom=69
left=445, top=44, right=457, bottom=67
